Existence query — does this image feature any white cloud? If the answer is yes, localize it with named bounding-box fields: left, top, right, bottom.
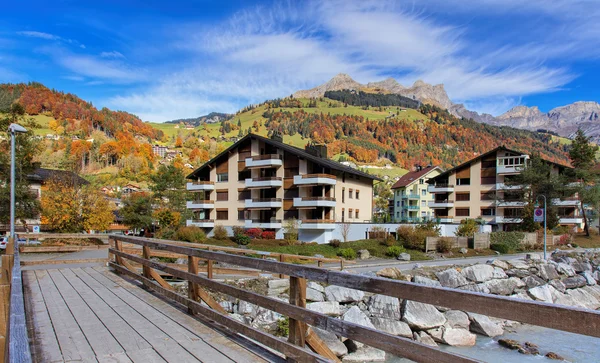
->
left=52, top=51, right=145, bottom=83
left=17, top=31, right=60, bottom=40
left=100, top=51, right=125, bottom=59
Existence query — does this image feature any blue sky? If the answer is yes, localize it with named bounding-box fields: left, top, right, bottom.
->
left=1, top=0, right=598, bottom=122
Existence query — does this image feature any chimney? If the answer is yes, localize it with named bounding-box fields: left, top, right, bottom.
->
left=415, top=164, right=422, bottom=172
left=305, top=143, right=328, bottom=158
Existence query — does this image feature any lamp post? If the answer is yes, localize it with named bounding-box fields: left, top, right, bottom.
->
left=535, top=195, right=547, bottom=260
left=8, top=123, right=28, bottom=243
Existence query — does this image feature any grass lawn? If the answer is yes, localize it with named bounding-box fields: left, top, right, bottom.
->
left=573, top=233, right=600, bottom=248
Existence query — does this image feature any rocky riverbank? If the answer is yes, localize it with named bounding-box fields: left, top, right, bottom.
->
left=206, top=249, right=600, bottom=362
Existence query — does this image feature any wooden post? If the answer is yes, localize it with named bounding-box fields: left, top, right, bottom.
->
left=207, top=247, right=213, bottom=279
left=188, top=256, right=199, bottom=314
left=114, top=239, right=123, bottom=266
left=288, top=276, right=307, bottom=360
left=340, top=258, right=344, bottom=271
left=279, top=254, right=285, bottom=278
left=142, top=245, right=151, bottom=281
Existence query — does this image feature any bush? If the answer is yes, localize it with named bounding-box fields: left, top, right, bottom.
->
left=245, top=228, right=263, bottom=239
left=571, top=243, right=579, bottom=248
left=261, top=231, right=276, bottom=240
left=490, top=231, right=524, bottom=253
left=381, top=235, right=397, bottom=247
left=396, top=225, right=438, bottom=251
left=436, top=237, right=453, bottom=253
left=283, top=218, right=299, bottom=242
left=337, top=248, right=357, bottom=260
left=416, top=220, right=441, bottom=235
left=174, top=226, right=206, bottom=243
left=329, top=239, right=341, bottom=248
left=491, top=243, right=511, bottom=254
left=386, top=245, right=405, bottom=258
left=455, top=219, right=478, bottom=237
left=232, top=226, right=245, bottom=237
left=369, top=226, right=387, bottom=240
left=155, top=228, right=176, bottom=240
left=233, top=234, right=251, bottom=245
left=557, top=234, right=571, bottom=246
left=275, top=318, right=289, bottom=337
left=213, top=224, right=228, bottom=240
left=553, top=225, right=571, bottom=235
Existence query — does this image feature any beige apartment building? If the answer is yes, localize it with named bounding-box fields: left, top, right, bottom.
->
left=427, top=146, right=583, bottom=231
left=185, top=133, right=380, bottom=242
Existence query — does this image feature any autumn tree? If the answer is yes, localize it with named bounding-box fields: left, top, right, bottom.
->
left=568, top=129, right=599, bottom=236
left=150, top=164, right=190, bottom=223
left=121, top=192, right=154, bottom=231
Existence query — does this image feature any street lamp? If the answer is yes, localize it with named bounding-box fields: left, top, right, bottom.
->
left=535, top=195, right=547, bottom=260
left=8, top=123, right=27, bottom=243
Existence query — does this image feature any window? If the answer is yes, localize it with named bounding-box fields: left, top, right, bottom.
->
left=481, top=208, right=496, bottom=216
left=421, top=189, right=426, bottom=196
left=237, top=209, right=246, bottom=220
left=396, top=211, right=400, bottom=218
left=238, top=190, right=251, bottom=201
left=349, top=189, right=353, bottom=199
left=355, top=190, right=360, bottom=199
left=238, top=170, right=251, bottom=181
left=456, top=208, right=470, bottom=217
left=396, top=201, right=400, bottom=207
left=456, top=178, right=470, bottom=185
left=216, top=209, right=228, bottom=220
left=481, top=191, right=496, bottom=201
left=216, top=190, right=229, bottom=201
left=456, top=192, right=470, bottom=201
left=342, top=188, right=345, bottom=203
left=481, top=177, right=496, bottom=185
left=341, top=209, right=345, bottom=222
left=348, top=209, right=353, bottom=218
left=217, top=173, right=229, bottom=182
left=421, top=200, right=426, bottom=207
left=355, top=209, right=359, bottom=219
left=419, top=179, right=424, bottom=184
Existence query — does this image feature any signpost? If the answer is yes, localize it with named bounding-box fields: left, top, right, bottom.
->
left=535, top=195, right=547, bottom=260
left=534, top=208, right=544, bottom=222
left=32, top=226, right=40, bottom=234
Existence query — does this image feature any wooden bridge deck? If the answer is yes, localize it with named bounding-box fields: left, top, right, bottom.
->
left=22, top=266, right=280, bottom=363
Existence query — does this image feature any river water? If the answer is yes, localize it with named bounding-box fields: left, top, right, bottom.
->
left=386, top=324, right=600, bottom=362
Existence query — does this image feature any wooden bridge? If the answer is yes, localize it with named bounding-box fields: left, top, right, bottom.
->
left=1, top=235, right=600, bottom=362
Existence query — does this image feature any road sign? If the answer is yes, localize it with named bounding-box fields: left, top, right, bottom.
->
left=534, top=208, right=544, bottom=222
left=32, top=225, right=40, bottom=234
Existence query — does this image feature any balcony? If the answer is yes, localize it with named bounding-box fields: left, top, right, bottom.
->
left=299, top=219, right=336, bottom=230
left=245, top=177, right=283, bottom=189
left=186, top=181, right=215, bottom=191
left=245, top=198, right=282, bottom=209
left=293, top=174, right=337, bottom=186
left=402, top=205, right=419, bottom=210
left=186, top=200, right=214, bottom=209
left=494, top=216, right=523, bottom=224
left=559, top=217, right=584, bottom=225
left=428, top=184, right=454, bottom=193
left=245, top=219, right=282, bottom=229
left=496, top=183, right=525, bottom=190
left=244, top=154, right=283, bottom=169
left=186, top=219, right=215, bottom=228
left=402, top=193, right=420, bottom=199
left=293, top=197, right=336, bottom=208
left=436, top=217, right=454, bottom=223
left=428, top=200, right=454, bottom=208
left=552, top=198, right=580, bottom=206
left=495, top=200, right=528, bottom=208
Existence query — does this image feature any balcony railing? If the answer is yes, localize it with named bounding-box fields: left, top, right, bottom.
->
left=402, top=194, right=420, bottom=199
left=294, top=174, right=337, bottom=186
left=186, top=200, right=215, bottom=209
left=428, top=200, right=454, bottom=208
left=245, top=198, right=283, bottom=209
left=402, top=205, right=419, bottom=210
left=245, top=154, right=283, bottom=168
left=299, top=219, right=336, bottom=230
left=245, top=177, right=283, bottom=189
left=428, top=184, right=454, bottom=193
left=245, top=219, right=282, bottom=228
left=186, top=219, right=215, bottom=227
left=186, top=181, right=215, bottom=191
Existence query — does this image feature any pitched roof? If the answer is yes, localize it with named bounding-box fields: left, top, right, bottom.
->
left=27, top=168, right=88, bottom=185
left=391, top=166, right=442, bottom=189
left=187, top=133, right=382, bottom=181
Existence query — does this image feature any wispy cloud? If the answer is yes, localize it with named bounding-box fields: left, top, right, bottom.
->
left=17, top=31, right=60, bottom=40
left=100, top=51, right=125, bottom=59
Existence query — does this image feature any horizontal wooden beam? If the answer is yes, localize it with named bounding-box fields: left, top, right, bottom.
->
left=110, top=249, right=476, bottom=363
left=112, top=235, right=600, bottom=339
left=20, top=258, right=108, bottom=266
left=20, top=245, right=107, bottom=253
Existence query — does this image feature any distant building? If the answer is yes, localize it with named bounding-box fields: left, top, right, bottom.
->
left=152, top=145, right=168, bottom=158
left=391, top=165, right=442, bottom=223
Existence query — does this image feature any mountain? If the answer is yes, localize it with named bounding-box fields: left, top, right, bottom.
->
left=165, top=112, right=233, bottom=126
left=294, top=73, right=363, bottom=98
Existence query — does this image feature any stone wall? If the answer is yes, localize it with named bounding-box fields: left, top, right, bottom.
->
left=473, top=233, right=491, bottom=249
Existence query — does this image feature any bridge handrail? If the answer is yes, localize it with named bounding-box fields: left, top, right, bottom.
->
left=108, top=235, right=600, bottom=362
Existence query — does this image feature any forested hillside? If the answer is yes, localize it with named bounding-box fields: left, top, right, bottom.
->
left=324, top=90, right=420, bottom=108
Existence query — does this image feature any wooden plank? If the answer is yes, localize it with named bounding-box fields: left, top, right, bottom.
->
left=20, top=258, right=107, bottom=266
left=305, top=329, right=341, bottom=363
left=109, top=251, right=475, bottom=363
left=94, top=267, right=274, bottom=363
left=21, top=271, right=62, bottom=363
left=20, top=246, right=107, bottom=253
left=33, top=269, right=97, bottom=361
left=112, top=235, right=600, bottom=339
left=288, top=277, right=306, bottom=348
left=56, top=269, right=164, bottom=363
left=109, top=263, right=326, bottom=363
left=7, top=249, right=31, bottom=363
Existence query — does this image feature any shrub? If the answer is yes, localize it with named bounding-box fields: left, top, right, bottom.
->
left=232, top=226, right=245, bottom=237
left=381, top=235, right=397, bottom=247
left=174, top=226, right=206, bottom=243
left=557, top=234, right=571, bottom=246
left=275, top=318, right=289, bottom=337
left=329, top=239, right=341, bottom=248
left=436, top=237, right=453, bottom=253
left=369, top=226, right=387, bottom=240
left=337, top=248, right=357, bottom=260
left=261, top=231, right=276, bottom=240
left=283, top=218, right=299, bottom=242
left=213, top=224, right=228, bottom=240
left=156, top=228, right=176, bottom=240
left=491, top=243, right=511, bottom=254
left=245, top=228, right=263, bottom=239
left=416, top=220, right=441, bottom=235
left=455, top=219, right=478, bottom=237
left=490, top=231, right=524, bottom=253
left=396, top=225, right=438, bottom=251
left=571, top=243, right=579, bottom=248
left=233, top=234, right=251, bottom=245
left=553, top=225, right=571, bottom=235
left=386, top=245, right=405, bottom=258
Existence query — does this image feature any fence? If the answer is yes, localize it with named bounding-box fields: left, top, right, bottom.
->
left=424, top=236, right=470, bottom=252
left=109, top=235, right=600, bottom=363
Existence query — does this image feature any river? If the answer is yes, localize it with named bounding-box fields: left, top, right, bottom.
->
left=387, top=324, right=600, bottom=362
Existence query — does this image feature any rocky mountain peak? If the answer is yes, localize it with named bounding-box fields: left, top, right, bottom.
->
left=366, top=77, right=405, bottom=93
left=497, top=105, right=543, bottom=120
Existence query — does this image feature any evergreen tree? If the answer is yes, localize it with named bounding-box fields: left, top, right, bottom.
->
left=568, top=129, right=599, bottom=236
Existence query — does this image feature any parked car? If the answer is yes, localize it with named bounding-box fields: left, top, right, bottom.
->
left=0, top=237, right=7, bottom=250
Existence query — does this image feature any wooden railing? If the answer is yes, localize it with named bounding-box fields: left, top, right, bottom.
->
left=300, top=197, right=336, bottom=201
left=302, top=173, right=336, bottom=179
left=108, top=235, right=600, bottom=363
left=190, top=181, right=214, bottom=185
left=250, top=177, right=282, bottom=182
left=250, top=154, right=282, bottom=161
left=18, top=233, right=110, bottom=243
left=191, top=199, right=214, bottom=204
left=1, top=238, right=32, bottom=362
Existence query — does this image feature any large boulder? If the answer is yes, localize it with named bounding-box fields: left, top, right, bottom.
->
left=562, top=275, right=587, bottom=289
left=251, top=307, right=282, bottom=329
left=565, top=288, right=600, bottom=310
left=308, top=281, right=325, bottom=292
left=342, top=347, right=386, bottom=362
left=549, top=279, right=566, bottom=293
left=368, top=294, right=401, bottom=319
left=462, top=264, right=496, bottom=283
left=370, top=317, right=412, bottom=338
left=435, top=268, right=468, bottom=288
left=582, top=271, right=597, bottom=286
left=468, top=313, right=504, bottom=337
left=325, top=286, right=365, bottom=303
left=312, top=328, right=348, bottom=357
left=357, top=249, right=370, bottom=260
left=527, top=285, right=553, bottom=302
left=442, top=328, right=477, bottom=347
left=237, top=300, right=257, bottom=315
left=522, top=275, right=545, bottom=289
left=267, top=279, right=290, bottom=296
left=538, top=264, right=560, bottom=281
left=508, top=260, right=529, bottom=269
left=444, top=310, right=470, bottom=329
left=556, top=263, right=576, bottom=277
left=572, top=261, right=592, bottom=273
left=484, top=277, right=524, bottom=295
left=377, top=267, right=405, bottom=279
left=413, top=275, right=442, bottom=287
left=307, top=301, right=342, bottom=316
left=343, top=306, right=376, bottom=329
left=413, top=331, right=438, bottom=347
left=402, top=300, right=446, bottom=330
left=492, top=267, right=509, bottom=279
left=458, top=283, right=490, bottom=294
left=307, top=287, right=325, bottom=302
left=505, top=269, right=531, bottom=278
left=490, top=259, right=510, bottom=270
left=397, top=253, right=411, bottom=261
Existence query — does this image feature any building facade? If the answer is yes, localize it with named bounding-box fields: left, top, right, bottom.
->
left=391, top=166, right=442, bottom=223
left=427, top=147, right=582, bottom=231
left=185, top=133, right=380, bottom=243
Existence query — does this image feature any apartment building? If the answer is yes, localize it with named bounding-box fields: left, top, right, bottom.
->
left=185, top=133, right=380, bottom=242
left=391, top=165, right=442, bottom=223
left=427, top=146, right=583, bottom=231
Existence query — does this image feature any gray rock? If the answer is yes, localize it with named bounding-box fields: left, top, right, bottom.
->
left=538, top=264, right=560, bottom=281
left=549, top=279, right=566, bottom=293
left=397, top=253, right=411, bottom=261
left=251, top=307, right=282, bottom=329
left=490, top=259, right=510, bottom=270
left=308, top=281, right=325, bottom=292
left=237, top=300, right=256, bottom=315
left=312, top=328, right=348, bottom=357
left=562, top=275, right=587, bottom=289
left=219, top=301, right=235, bottom=313
left=594, top=270, right=600, bottom=283
left=462, top=264, right=496, bottom=283
left=458, top=283, right=490, bottom=294
left=436, top=268, right=468, bottom=288
left=325, top=286, right=365, bottom=303
left=357, top=249, right=370, bottom=260
left=522, top=275, right=545, bottom=288
left=445, top=310, right=470, bottom=329
left=343, top=306, right=376, bottom=329
left=565, top=288, right=600, bottom=310
left=510, top=292, right=533, bottom=301
left=582, top=285, right=600, bottom=301
left=376, top=267, right=404, bottom=279
left=370, top=317, right=412, bottom=338
left=505, top=269, right=531, bottom=278
left=413, top=331, right=438, bottom=347
left=307, top=301, right=341, bottom=316
left=402, top=300, right=447, bottom=330
left=582, top=271, right=597, bottom=286
left=459, top=248, right=468, bottom=254
left=442, top=327, right=477, bottom=347
left=468, top=313, right=504, bottom=337
left=527, top=285, right=553, bottom=302
left=368, top=294, right=401, bottom=319
left=342, top=347, right=386, bottom=362
left=492, top=267, right=509, bottom=279
left=508, top=260, right=529, bottom=269
left=526, top=253, right=542, bottom=260
left=413, top=275, right=442, bottom=287
left=267, top=279, right=290, bottom=296
left=572, top=261, right=592, bottom=273
left=306, top=288, right=325, bottom=302
left=483, top=277, right=524, bottom=295
left=556, top=263, right=576, bottom=277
